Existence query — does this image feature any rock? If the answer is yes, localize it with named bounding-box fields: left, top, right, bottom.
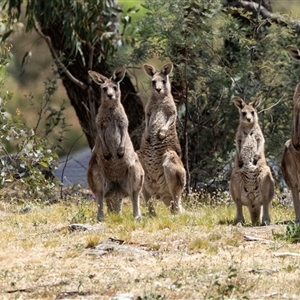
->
left=110, top=293, right=134, bottom=300
left=67, top=223, right=106, bottom=232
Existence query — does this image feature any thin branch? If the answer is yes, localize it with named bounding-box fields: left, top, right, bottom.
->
left=256, top=0, right=262, bottom=25
left=6, top=280, right=69, bottom=294
left=258, top=94, right=285, bottom=114
left=59, top=133, right=84, bottom=199
left=226, top=1, right=300, bottom=33
left=183, top=42, right=190, bottom=194
left=34, top=21, right=87, bottom=90
left=81, top=100, right=90, bottom=113
left=226, top=1, right=274, bottom=19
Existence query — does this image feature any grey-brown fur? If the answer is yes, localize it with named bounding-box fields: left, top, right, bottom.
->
left=230, top=96, right=274, bottom=225
left=87, top=66, right=144, bottom=221
left=281, top=46, right=300, bottom=223
left=138, top=63, right=186, bottom=216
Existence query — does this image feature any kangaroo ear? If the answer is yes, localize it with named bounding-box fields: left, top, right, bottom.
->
left=144, top=64, right=156, bottom=77
left=161, top=62, right=173, bottom=76
left=250, top=96, right=262, bottom=109
left=233, top=96, right=245, bottom=110
left=286, top=46, right=300, bottom=61
left=112, top=66, right=126, bottom=83
left=88, top=70, right=107, bottom=85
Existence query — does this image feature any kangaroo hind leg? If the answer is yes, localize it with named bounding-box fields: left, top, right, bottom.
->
left=291, top=186, right=300, bottom=223
left=229, top=172, right=245, bottom=224
left=87, top=153, right=105, bottom=222
left=162, top=151, right=186, bottom=214
left=248, top=205, right=261, bottom=226
left=260, top=171, right=274, bottom=225
left=128, top=159, right=144, bottom=220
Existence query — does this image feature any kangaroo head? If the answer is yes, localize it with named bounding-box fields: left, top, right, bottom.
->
left=233, top=96, right=261, bottom=125
left=144, top=63, right=173, bottom=96
left=88, top=66, right=126, bottom=101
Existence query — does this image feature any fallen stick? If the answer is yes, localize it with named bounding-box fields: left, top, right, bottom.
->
left=273, top=252, right=300, bottom=257
left=244, top=235, right=273, bottom=242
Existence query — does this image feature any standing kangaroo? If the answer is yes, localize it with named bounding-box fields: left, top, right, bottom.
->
left=281, top=46, right=300, bottom=223
left=87, top=66, right=144, bottom=221
left=230, top=96, right=274, bottom=225
left=138, top=63, right=186, bottom=216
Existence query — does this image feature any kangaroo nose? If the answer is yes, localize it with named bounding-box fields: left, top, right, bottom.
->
left=156, top=88, right=161, bottom=93
left=107, top=93, right=113, bottom=99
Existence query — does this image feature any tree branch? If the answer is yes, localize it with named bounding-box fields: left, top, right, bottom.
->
left=34, top=21, right=87, bottom=90
left=87, top=41, right=94, bottom=72
left=226, top=1, right=300, bottom=33
left=227, top=1, right=273, bottom=18
left=258, top=94, right=285, bottom=114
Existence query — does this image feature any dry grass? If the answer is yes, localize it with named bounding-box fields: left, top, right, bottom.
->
left=0, top=191, right=300, bottom=300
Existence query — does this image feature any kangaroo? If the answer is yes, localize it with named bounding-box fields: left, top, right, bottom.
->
left=87, top=66, right=144, bottom=221
left=281, top=46, right=300, bottom=223
left=138, top=62, right=186, bottom=216
left=230, top=96, right=274, bottom=225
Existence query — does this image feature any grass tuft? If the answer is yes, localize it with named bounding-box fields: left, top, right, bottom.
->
left=272, top=223, right=300, bottom=243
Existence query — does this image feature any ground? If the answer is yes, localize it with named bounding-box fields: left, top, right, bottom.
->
left=0, top=193, right=299, bottom=300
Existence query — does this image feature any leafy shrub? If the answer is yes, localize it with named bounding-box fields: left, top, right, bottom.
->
left=273, top=223, right=300, bottom=243
left=0, top=83, right=61, bottom=199
left=0, top=18, right=69, bottom=200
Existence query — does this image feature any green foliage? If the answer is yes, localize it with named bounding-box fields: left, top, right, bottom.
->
left=27, top=73, right=71, bottom=153
left=0, top=86, right=60, bottom=198
left=207, top=262, right=251, bottom=299
left=68, top=200, right=95, bottom=224
left=132, top=0, right=300, bottom=187
left=272, top=223, right=300, bottom=243
left=3, top=0, right=143, bottom=157
left=4, top=0, right=139, bottom=65
left=0, top=21, right=70, bottom=199
left=3, top=0, right=300, bottom=191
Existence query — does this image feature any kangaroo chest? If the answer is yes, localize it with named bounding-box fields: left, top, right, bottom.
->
left=98, top=108, right=127, bottom=147
left=239, top=130, right=258, bottom=165
left=148, top=109, right=168, bottom=132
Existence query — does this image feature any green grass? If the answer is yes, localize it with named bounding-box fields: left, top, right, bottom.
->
left=273, top=223, right=300, bottom=243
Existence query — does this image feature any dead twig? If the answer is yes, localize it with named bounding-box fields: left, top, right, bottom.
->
left=273, top=252, right=300, bottom=257
left=6, top=280, right=69, bottom=294
left=244, top=235, right=273, bottom=243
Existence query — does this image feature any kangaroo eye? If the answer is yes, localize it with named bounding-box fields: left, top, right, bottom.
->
left=152, top=80, right=156, bottom=86
left=162, top=80, right=166, bottom=84
left=251, top=111, right=255, bottom=115
left=103, top=87, right=108, bottom=92
left=242, top=112, right=246, bottom=117
left=113, top=86, right=117, bottom=91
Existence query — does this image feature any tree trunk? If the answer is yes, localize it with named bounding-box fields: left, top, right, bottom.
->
left=37, top=25, right=144, bottom=150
